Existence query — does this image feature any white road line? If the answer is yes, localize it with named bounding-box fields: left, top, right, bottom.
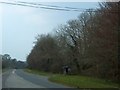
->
left=6, top=69, right=45, bottom=88
left=12, top=69, right=16, bottom=74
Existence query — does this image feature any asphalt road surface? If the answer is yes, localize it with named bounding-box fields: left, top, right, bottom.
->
left=2, top=69, right=69, bottom=88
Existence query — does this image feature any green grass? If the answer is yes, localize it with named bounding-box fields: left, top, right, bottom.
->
left=0, top=69, right=2, bottom=74
left=49, top=75, right=119, bottom=88
left=2, top=68, right=8, bottom=73
left=25, top=69, right=120, bottom=88
left=25, top=69, right=53, bottom=77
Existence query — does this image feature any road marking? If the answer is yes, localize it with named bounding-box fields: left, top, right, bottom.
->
left=12, top=69, right=16, bottom=74
left=6, top=69, right=45, bottom=88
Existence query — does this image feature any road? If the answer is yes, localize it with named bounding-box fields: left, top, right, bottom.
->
left=2, top=69, right=69, bottom=89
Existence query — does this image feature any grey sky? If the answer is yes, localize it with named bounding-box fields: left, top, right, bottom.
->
left=0, top=1, right=99, bottom=61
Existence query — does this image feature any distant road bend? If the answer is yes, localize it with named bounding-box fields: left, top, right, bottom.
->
left=2, top=69, right=69, bottom=88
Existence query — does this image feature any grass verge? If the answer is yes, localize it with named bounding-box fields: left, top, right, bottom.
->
left=2, top=68, right=8, bottom=73
left=25, top=69, right=53, bottom=77
left=25, top=69, right=119, bottom=88
left=49, top=75, right=119, bottom=88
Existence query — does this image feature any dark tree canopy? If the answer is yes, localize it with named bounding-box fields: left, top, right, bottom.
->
left=27, top=2, right=119, bottom=82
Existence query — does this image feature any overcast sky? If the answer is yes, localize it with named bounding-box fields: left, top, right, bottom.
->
left=0, top=0, right=100, bottom=61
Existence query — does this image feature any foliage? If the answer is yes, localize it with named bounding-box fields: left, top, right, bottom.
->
left=27, top=2, right=119, bottom=82
left=2, top=54, right=27, bottom=69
